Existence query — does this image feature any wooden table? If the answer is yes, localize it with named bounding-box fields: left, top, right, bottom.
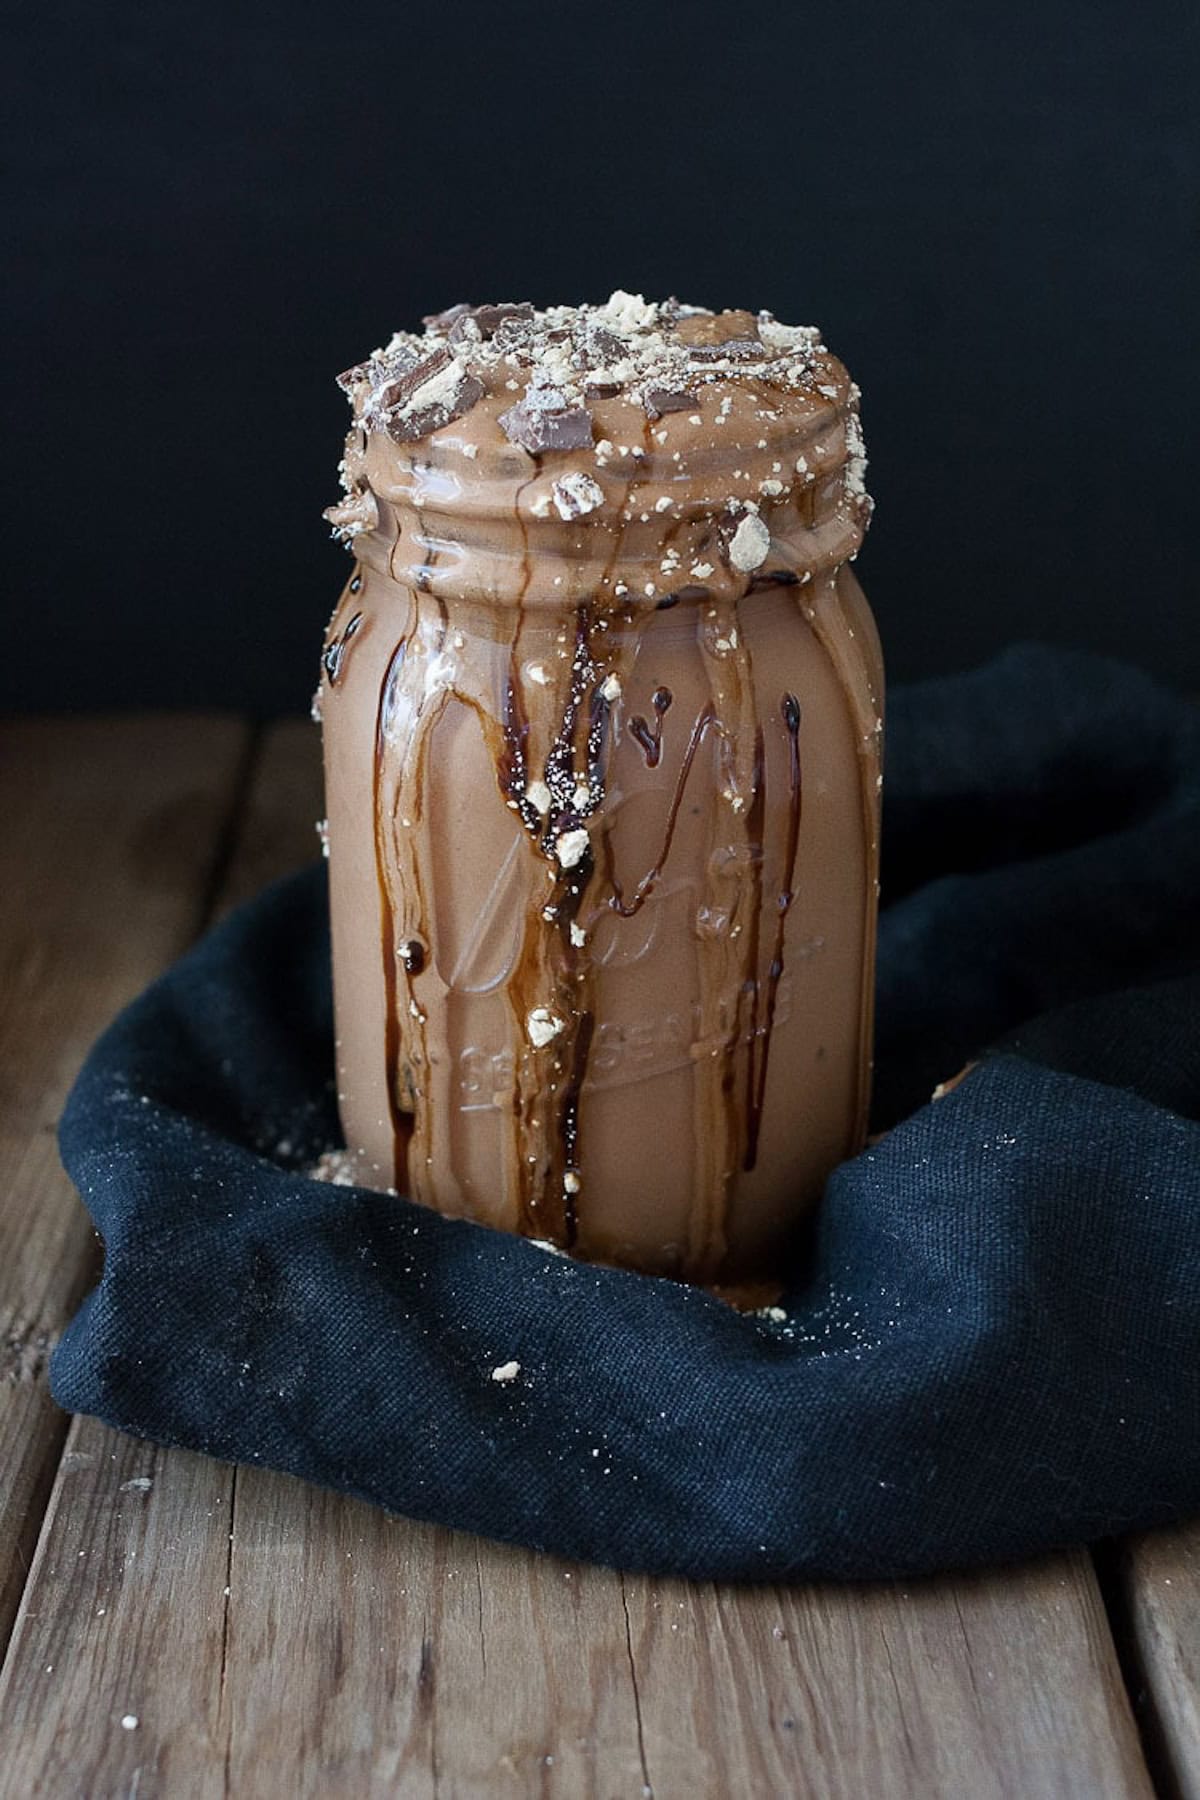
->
left=0, top=714, right=1196, bottom=1798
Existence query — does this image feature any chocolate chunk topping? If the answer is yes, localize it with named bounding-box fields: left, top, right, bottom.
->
left=472, top=302, right=535, bottom=338
left=335, top=293, right=850, bottom=467
left=378, top=346, right=452, bottom=414
left=335, top=361, right=373, bottom=394
left=421, top=302, right=473, bottom=331
left=499, top=398, right=594, bottom=454
left=642, top=386, right=701, bottom=419
left=422, top=302, right=539, bottom=356
left=687, top=338, right=769, bottom=363
left=376, top=346, right=486, bottom=442
left=585, top=324, right=627, bottom=363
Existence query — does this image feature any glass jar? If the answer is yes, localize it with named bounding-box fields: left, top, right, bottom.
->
left=317, top=298, right=882, bottom=1302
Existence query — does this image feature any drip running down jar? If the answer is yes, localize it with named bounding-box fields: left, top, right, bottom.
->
left=317, top=293, right=883, bottom=1303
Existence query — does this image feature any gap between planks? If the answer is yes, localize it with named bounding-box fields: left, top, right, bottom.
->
left=0, top=715, right=1188, bottom=1798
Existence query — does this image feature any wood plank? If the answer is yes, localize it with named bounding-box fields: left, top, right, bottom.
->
left=221, top=1477, right=649, bottom=1798
left=0, top=717, right=321, bottom=1796
left=213, top=717, right=323, bottom=918
left=0, top=716, right=248, bottom=1653
left=1119, top=1521, right=1200, bottom=1798
left=620, top=1552, right=1150, bottom=1800
left=0, top=1418, right=231, bottom=1797
left=0, top=718, right=1158, bottom=1798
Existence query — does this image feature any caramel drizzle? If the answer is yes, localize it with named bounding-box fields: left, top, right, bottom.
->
left=497, top=604, right=619, bottom=1241
left=372, top=640, right=411, bottom=1191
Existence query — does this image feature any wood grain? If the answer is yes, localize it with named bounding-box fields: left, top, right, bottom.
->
left=0, top=1417, right=231, bottom=1797
left=0, top=716, right=248, bottom=1654
left=1120, top=1521, right=1200, bottom=1799
left=620, top=1553, right=1150, bottom=1800
left=0, top=717, right=1166, bottom=1798
left=0, top=718, right=322, bottom=1797
left=221, top=1477, right=650, bottom=1799
left=213, top=718, right=322, bottom=918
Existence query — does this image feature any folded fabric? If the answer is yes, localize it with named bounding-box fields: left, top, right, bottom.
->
left=51, top=646, right=1200, bottom=1581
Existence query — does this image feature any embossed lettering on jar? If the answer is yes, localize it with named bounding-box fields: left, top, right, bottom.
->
left=317, top=295, right=883, bottom=1302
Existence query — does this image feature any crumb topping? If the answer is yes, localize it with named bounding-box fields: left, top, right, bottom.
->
left=325, top=292, right=872, bottom=596
left=334, top=291, right=831, bottom=455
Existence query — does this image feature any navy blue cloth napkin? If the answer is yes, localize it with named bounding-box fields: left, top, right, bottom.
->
left=51, top=646, right=1200, bottom=1581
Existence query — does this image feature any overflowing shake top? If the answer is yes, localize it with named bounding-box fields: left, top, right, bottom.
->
left=325, top=292, right=870, bottom=607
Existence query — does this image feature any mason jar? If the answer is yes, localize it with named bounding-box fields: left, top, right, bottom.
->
left=317, top=296, right=882, bottom=1302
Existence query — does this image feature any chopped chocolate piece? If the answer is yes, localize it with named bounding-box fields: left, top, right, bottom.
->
left=335, top=361, right=373, bottom=394
left=422, top=302, right=473, bottom=331
left=475, top=301, right=534, bottom=336
left=584, top=378, right=624, bottom=399
left=378, top=345, right=452, bottom=414
left=584, top=324, right=627, bottom=363
left=389, top=373, right=485, bottom=443
left=499, top=398, right=594, bottom=454
left=642, top=385, right=700, bottom=419
left=493, top=312, right=537, bottom=352
left=687, top=338, right=769, bottom=363
left=445, top=314, right=484, bottom=348
left=377, top=347, right=486, bottom=443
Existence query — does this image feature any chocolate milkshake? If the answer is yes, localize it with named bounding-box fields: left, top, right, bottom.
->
left=317, top=293, right=882, bottom=1302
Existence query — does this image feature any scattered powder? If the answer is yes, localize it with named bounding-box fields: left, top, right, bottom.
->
left=307, top=1148, right=359, bottom=1187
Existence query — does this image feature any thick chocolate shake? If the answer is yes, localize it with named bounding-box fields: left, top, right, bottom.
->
left=317, top=293, right=882, bottom=1302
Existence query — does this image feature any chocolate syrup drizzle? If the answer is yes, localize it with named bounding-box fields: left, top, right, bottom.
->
left=603, top=705, right=721, bottom=920
left=628, top=686, right=673, bottom=767
left=744, top=693, right=803, bottom=1170
left=367, top=572, right=816, bottom=1252
left=359, top=559, right=868, bottom=1282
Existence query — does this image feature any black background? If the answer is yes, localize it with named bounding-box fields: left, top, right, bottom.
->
left=5, top=1, right=1197, bottom=715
